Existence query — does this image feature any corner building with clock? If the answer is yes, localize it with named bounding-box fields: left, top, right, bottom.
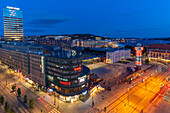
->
left=46, top=49, right=91, bottom=102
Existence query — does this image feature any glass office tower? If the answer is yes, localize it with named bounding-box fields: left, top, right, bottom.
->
left=3, top=6, right=24, bottom=42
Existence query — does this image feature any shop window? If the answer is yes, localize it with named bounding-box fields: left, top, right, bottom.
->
left=48, top=75, right=54, bottom=81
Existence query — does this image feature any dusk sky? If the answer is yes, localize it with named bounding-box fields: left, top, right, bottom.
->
left=1, top=0, right=170, bottom=38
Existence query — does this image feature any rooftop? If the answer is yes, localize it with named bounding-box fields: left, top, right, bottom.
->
left=150, top=44, right=170, bottom=50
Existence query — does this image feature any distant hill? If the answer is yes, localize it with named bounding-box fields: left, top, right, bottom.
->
left=148, top=38, right=170, bottom=41
left=25, top=33, right=111, bottom=40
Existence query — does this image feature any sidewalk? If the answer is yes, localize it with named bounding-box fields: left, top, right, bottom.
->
left=86, top=83, right=129, bottom=113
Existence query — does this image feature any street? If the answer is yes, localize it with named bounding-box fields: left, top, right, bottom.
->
left=0, top=66, right=59, bottom=113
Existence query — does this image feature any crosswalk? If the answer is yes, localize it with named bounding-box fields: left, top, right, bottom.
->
left=49, top=108, right=60, bottom=113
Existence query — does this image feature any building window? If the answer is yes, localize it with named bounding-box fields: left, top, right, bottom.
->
left=48, top=75, right=54, bottom=81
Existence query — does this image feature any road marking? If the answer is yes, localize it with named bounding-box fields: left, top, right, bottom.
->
left=49, top=108, right=60, bottom=113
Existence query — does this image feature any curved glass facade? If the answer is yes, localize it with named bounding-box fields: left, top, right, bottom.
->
left=46, top=55, right=90, bottom=102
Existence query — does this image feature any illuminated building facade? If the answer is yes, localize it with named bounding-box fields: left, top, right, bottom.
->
left=46, top=50, right=90, bottom=102
left=3, top=6, right=24, bottom=42
left=148, top=44, right=170, bottom=63
left=0, top=43, right=45, bottom=86
left=72, top=39, right=117, bottom=48
left=134, top=43, right=144, bottom=66
left=106, top=49, right=131, bottom=63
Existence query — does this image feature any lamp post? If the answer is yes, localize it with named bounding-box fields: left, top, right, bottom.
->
left=127, top=86, right=130, bottom=105
left=54, top=91, right=56, bottom=106
left=145, top=77, right=147, bottom=90
left=57, top=95, right=59, bottom=110
left=92, top=93, right=94, bottom=108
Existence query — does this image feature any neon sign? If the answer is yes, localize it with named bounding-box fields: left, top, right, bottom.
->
left=7, top=6, right=20, bottom=10
left=74, top=67, right=81, bottom=71
left=57, top=77, right=68, bottom=81
left=72, top=50, right=77, bottom=56
left=60, top=81, right=71, bottom=85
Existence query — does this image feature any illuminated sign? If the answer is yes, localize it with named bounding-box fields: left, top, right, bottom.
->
left=82, top=91, right=87, bottom=95
left=60, top=81, right=71, bottom=85
left=57, top=77, right=68, bottom=81
left=41, top=56, right=44, bottom=73
left=78, top=75, right=87, bottom=83
left=78, top=75, right=87, bottom=80
left=7, top=6, right=20, bottom=10
left=74, top=67, right=81, bottom=71
left=3, top=8, right=23, bottom=18
left=72, top=50, right=77, bottom=56
left=79, top=77, right=85, bottom=83
left=81, top=85, right=85, bottom=88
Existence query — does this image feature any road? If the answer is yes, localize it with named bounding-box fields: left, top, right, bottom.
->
left=0, top=67, right=59, bottom=113
left=101, top=67, right=168, bottom=113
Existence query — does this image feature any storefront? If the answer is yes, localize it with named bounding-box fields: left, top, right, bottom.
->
left=59, top=95, right=79, bottom=103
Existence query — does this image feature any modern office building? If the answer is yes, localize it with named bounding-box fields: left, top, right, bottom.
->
left=0, top=42, right=90, bottom=102
left=148, top=44, right=170, bottom=63
left=0, top=43, right=45, bottom=86
left=3, top=6, right=24, bottom=42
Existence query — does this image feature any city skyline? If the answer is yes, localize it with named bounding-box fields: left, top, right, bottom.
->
left=1, top=0, right=170, bottom=38
left=0, top=1, right=170, bottom=113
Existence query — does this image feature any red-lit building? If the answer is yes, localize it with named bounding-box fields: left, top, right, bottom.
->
left=134, top=44, right=144, bottom=66
left=148, top=44, right=170, bottom=63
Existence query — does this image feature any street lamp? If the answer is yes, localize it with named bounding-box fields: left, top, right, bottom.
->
left=57, top=96, right=59, bottom=110
left=92, top=93, right=94, bottom=108
left=54, top=91, right=56, bottom=106
left=145, top=77, right=147, bottom=90
left=127, top=86, right=130, bottom=105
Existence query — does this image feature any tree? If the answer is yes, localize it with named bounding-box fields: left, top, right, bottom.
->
left=145, top=59, right=149, bottom=64
left=29, top=99, right=34, bottom=109
left=12, top=85, right=16, bottom=92
left=17, top=88, right=21, bottom=97
left=125, top=45, right=135, bottom=56
left=101, top=45, right=106, bottom=48
left=9, top=108, right=14, bottom=113
left=24, top=95, right=27, bottom=103
left=0, top=96, right=4, bottom=104
left=4, top=102, right=9, bottom=112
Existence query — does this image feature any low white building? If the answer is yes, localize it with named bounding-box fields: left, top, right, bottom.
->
left=106, top=49, right=131, bottom=63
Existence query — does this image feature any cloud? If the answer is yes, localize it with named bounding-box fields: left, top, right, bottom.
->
left=27, top=18, right=72, bottom=28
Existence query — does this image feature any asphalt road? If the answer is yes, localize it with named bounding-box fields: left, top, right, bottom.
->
left=102, top=68, right=168, bottom=113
